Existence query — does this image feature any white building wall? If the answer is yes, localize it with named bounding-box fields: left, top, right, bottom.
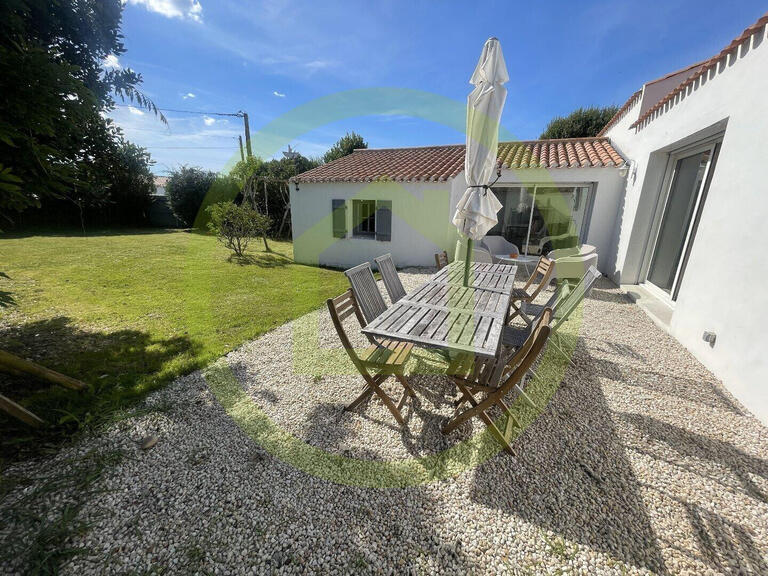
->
left=292, top=166, right=625, bottom=273
left=604, top=24, right=768, bottom=422
left=289, top=180, right=456, bottom=269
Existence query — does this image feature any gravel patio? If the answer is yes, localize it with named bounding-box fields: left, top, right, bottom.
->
left=2, top=269, right=767, bottom=575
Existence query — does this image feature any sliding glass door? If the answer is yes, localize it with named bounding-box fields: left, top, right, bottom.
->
left=646, top=142, right=719, bottom=300
left=488, top=185, right=592, bottom=255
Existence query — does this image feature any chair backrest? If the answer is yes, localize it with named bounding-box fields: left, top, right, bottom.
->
left=344, top=262, right=387, bottom=325
left=482, top=236, right=519, bottom=256
left=435, top=250, right=449, bottom=270
left=521, top=256, right=554, bottom=299
left=374, top=253, right=407, bottom=304
left=551, top=265, right=601, bottom=331
left=494, top=308, right=552, bottom=392
left=473, top=246, right=493, bottom=264
left=326, top=290, right=367, bottom=369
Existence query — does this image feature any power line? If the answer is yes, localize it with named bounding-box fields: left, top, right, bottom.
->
left=144, top=146, right=237, bottom=150
left=113, top=103, right=242, bottom=117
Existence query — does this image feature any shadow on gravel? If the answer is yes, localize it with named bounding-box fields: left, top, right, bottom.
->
left=621, top=413, right=768, bottom=505
left=684, top=501, right=768, bottom=574
left=468, top=341, right=668, bottom=574
left=587, top=348, right=745, bottom=416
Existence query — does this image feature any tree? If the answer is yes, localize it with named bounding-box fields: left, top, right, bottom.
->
left=106, top=141, right=155, bottom=222
left=166, top=167, right=218, bottom=227
left=539, top=106, right=619, bottom=139
left=206, top=202, right=272, bottom=257
left=323, top=132, right=367, bottom=163
left=0, top=0, right=163, bottom=225
left=230, top=153, right=320, bottom=238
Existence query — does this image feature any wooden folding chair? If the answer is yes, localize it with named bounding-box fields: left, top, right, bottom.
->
left=344, top=262, right=388, bottom=325
left=374, top=253, right=407, bottom=304
left=327, top=290, right=415, bottom=425
left=434, top=250, right=449, bottom=270
left=443, top=309, right=552, bottom=455
left=509, top=256, right=554, bottom=325
left=503, top=265, right=600, bottom=364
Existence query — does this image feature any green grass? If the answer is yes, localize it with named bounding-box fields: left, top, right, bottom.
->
left=0, top=229, right=348, bottom=460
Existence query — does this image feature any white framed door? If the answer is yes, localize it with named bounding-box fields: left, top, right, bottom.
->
left=644, top=140, right=720, bottom=302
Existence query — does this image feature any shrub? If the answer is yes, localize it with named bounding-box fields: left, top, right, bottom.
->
left=166, top=166, right=217, bottom=227
left=540, top=106, right=620, bottom=139
left=206, top=201, right=272, bottom=257
left=194, top=175, right=241, bottom=229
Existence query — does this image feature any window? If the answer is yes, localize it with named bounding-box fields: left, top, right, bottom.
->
left=353, top=200, right=376, bottom=237
left=487, top=185, right=593, bottom=255
left=645, top=140, right=720, bottom=301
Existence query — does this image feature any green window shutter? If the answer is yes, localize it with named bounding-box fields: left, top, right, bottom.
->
left=332, top=199, right=346, bottom=238
left=375, top=200, right=392, bottom=242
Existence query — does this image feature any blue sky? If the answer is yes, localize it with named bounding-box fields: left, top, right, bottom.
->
left=110, top=0, right=767, bottom=175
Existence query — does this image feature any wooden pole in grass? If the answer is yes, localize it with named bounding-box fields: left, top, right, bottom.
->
left=0, top=350, right=87, bottom=390
left=0, top=349, right=88, bottom=426
left=0, top=394, right=44, bottom=427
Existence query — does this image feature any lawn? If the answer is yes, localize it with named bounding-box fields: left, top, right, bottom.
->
left=0, top=229, right=348, bottom=459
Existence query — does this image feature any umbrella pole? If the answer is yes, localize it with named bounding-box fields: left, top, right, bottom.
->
left=463, top=238, right=473, bottom=287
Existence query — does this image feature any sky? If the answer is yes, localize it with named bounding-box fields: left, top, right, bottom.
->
left=109, top=0, right=767, bottom=176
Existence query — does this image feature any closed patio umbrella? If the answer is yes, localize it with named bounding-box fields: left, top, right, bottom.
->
left=452, top=37, right=508, bottom=286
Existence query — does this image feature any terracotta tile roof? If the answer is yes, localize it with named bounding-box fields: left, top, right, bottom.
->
left=630, top=12, right=768, bottom=130
left=294, top=138, right=624, bottom=183
left=597, top=90, right=642, bottom=136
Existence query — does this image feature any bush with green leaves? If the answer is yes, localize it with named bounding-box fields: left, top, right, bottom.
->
left=323, top=131, right=367, bottom=163
left=540, top=106, right=619, bottom=139
left=206, top=201, right=272, bottom=257
left=165, top=166, right=218, bottom=227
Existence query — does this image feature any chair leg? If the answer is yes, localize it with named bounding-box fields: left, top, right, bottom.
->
left=366, top=374, right=406, bottom=425
left=395, top=372, right=416, bottom=398
left=345, top=373, right=406, bottom=425
left=549, top=337, right=576, bottom=367
left=514, top=382, right=540, bottom=410
left=442, top=383, right=518, bottom=456
left=345, top=386, right=375, bottom=412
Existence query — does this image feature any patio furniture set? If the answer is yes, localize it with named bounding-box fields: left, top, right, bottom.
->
left=327, top=252, right=600, bottom=455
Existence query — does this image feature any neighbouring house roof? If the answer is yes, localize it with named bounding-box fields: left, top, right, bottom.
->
left=154, top=176, right=169, bottom=187
left=600, top=11, right=768, bottom=135
left=293, top=138, right=624, bottom=184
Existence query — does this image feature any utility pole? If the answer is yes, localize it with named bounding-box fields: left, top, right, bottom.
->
left=240, top=111, right=253, bottom=158
left=238, top=135, right=245, bottom=162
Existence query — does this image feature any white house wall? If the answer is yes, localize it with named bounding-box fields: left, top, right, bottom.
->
left=605, top=24, right=768, bottom=422
left=290, top=180, right=456, bottom=269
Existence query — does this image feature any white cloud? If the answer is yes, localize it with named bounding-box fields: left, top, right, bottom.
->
left=272, top=91, right=286, bottom=98
left=203, top=116, right=215, bottom=126
left=304, top=59, right=334, bottom=72
left=128, top=106, right=145, bottom=116
left=127, top=0, right=203, bottom=23
left=103, top=54, right=121, bottom=69
left=182, top=92, right=196, bottom=99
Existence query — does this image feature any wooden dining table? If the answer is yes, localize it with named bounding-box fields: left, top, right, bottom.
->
left=362, top=262, right=518, bottom=358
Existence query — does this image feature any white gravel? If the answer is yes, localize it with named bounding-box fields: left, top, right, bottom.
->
left=2, top=269, right=767, bottom=575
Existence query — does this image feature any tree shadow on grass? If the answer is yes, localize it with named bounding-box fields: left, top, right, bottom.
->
left=227, top=252, right=291, bottom=268
left=1, top=227, right=182, bottom=239
left=0, top=316, right=201, bottom=462
left=468, top=342, right=668, bottom=574
left=0, top=271, right=14, bottom=308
